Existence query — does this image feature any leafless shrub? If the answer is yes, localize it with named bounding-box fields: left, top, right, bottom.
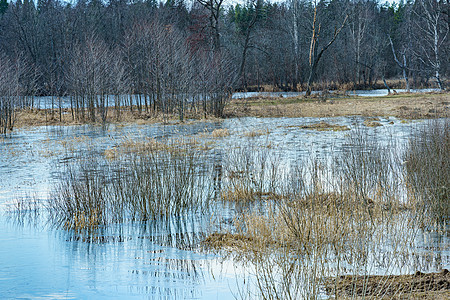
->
left=221, top=141, right=280, bottom=202
left=207, top=128, right=423, bottom=299
left=405, top=118, right=449, bottom=228
left=0, top=55, right=18, bottom=134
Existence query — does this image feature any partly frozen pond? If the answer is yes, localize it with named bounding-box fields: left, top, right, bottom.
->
left=0, top=117, right=448, bottom=299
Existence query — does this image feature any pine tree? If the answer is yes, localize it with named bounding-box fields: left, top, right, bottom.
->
left=0, top=0, right=8, bottom=15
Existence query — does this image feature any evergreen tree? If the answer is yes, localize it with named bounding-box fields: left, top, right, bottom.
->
left=0, top=0, right=8, bottom=15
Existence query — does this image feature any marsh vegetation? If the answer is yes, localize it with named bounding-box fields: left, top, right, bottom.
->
left=2, top=116, right=449, bottom=299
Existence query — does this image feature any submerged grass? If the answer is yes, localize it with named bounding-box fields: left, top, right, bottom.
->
left=48, top=138, right=213, bottom=231
left=9, top=115, right=449, bottom=298
left=204, top=121, right=449, bottom=299
left=405, top=118, right=449, bottom=228
left=220, top=142, right=280, bottom=203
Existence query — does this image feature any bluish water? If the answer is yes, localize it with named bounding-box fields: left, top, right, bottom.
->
left=232, top=88, right=439, bottom=99
left=0, top=117, right=448, bottom=299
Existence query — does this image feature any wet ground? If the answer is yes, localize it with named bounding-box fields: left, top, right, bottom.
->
left=0, top=117, right=448, bottom=299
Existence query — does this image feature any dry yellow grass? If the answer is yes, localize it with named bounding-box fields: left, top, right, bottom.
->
left=13, top=107, right=222, bottom=128
left=103, top=136, right=202, bottom=160
left=284, top=121, right=350, bottom=131
left=324, top=270, right=450, bottom=300
left=363, top=119, right=383, bottom=127
left=226, top=92, right=450, bottom=119
left=210, top=128, right=230, bottom=138
left=243, top=129, right=270, bottom=137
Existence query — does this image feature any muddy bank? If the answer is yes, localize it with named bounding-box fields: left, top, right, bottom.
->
left=325, top=269, right=450, bottom=299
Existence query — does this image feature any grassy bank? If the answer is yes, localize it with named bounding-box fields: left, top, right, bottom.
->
left=226, top=92, right=449, bottom=119
left=13, top=107, right=223, bottom=129
left=3, top=92, right=448, bottom=131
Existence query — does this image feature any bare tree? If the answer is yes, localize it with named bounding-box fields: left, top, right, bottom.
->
left=388, top=35, right=410, bottom=91
left=289, top=0, right=301, bottom=90
left=305, top=1, right=348, bottom=96
left=68, top=35, right=115, bottom=122
left=413, top=0, right=448, bottom=90
left=0, top=55, right=19, bottom=134
left=196, top=0, right=224, bottom=51
left=231, top=0, right=265, bottom=89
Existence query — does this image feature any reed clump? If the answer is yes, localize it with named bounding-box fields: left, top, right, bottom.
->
left=298, top=121, right=350, bottom=131
left=243, top=129, right=270, bottom=137
left=49, top=158, right=112, bottom=231
left=205, top=126, right=437, bottom=299
left=48, top=138, right=213, bottom=231
left=210, top=128, right=230, bottom=138
left=405, top=118, right=449, bottom=228
left=219, top=143, right=280, bottom=203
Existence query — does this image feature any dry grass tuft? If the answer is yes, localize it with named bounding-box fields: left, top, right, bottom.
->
left=286, top=121, right=350, bottom=131
left=221, top=184, right=257, bottom=202
left=103, top=137, right=201, bottom=160
left=364, top=119, right=383, bottom=127
left=202, top=232, right=256, bottom=250
left=243, top=129, right=270, bottom=137
left=211, top=128, right=230, bottom=138
left=324, top=269, right=450, bottom=299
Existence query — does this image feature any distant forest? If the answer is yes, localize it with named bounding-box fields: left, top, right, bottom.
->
left=0, top=0, right=448, bottom=124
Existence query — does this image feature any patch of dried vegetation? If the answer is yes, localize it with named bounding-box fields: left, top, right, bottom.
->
left=286, top=121, right=350, bottom=131
left=210, top=128, right=230, bottom=138
left=13, top=107, right=222, bottom=128
left=103, top=136, right=203, bottom=160
left=226, top=92, right=450, bottom=119
left=324, top=269, right=450, bottom=299
left=243, top=129, right=270, bottom=137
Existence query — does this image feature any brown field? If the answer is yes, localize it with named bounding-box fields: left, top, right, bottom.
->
left=226, top=92, right=450, bottom=119
left=10, top=92, right=450, bottom=130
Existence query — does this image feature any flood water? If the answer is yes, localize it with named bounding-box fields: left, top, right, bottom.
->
left=29, top=88, right=439, bottom=109
left=232, top=88, right=439, bottom=99
left=1, top=117, right=448, bottom=299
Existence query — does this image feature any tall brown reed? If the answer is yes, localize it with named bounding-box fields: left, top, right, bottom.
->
left=405, top=118, right=449, bottom=228
left=221, top=141, right=280, bottom=202
left=47, top=138, right=213, bottom=231
left=215, top=126, right=425, bottom=299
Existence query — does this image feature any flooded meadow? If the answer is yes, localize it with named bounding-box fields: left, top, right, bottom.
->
left=1, top=116, right=448, bottom=299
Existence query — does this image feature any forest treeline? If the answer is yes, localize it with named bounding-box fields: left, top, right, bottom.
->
left=0, top=0, right=448, bottom=130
